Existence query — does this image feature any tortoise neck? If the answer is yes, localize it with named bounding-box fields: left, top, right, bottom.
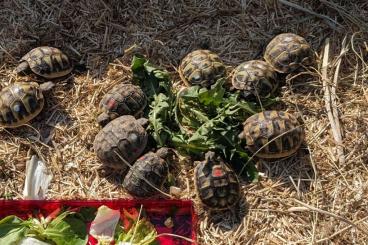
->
left=15, top=61, right=31, bottom=75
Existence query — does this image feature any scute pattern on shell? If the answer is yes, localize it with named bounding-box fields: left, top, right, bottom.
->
left=179, top=49, right=226, bottom=87
left=232, top=60, right=278, bottom=98
left=123, top=151, right=168, bottom=197
left=98, top=83, right=147, bottom=125
left=195, top=152, right=240, bottom=210
left=264, top=33, right=314, bottom=73
left=241, top=110, right=304, bottom=159
left=93, top=115, right=148, bottom=170
left=0, top=82, right=44, bottom=128
left=18, top=46, right=73, bottom=78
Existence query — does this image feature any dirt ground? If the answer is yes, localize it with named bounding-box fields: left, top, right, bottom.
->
left=0, top=1, right=368, bottom=244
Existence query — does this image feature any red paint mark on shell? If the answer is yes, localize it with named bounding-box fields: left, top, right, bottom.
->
left=212, top=166, right=224, bottom=177
left=107, top=98, right=117, bottom=109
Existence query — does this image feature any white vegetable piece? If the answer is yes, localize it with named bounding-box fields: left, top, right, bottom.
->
left=89, top=205, right=121, bottom=243
left=19, top=237, right=52, bottom=245
left=23, top=155, right=53, bottom=200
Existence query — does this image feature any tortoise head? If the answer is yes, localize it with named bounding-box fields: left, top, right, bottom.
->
left=96, top=112, right=111, bottom=127
left=156, top=147, right=175, bottom=160
left=136, top=117, right=149, bottom=128
left=15, top=61, right=31, bottom=76
left=204, top=151, right=217, bottom=163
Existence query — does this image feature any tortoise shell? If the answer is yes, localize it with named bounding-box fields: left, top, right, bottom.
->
left=97, top=83, right=147, bottom=126
left=123, top=148, right=172, bottom=197
left=93, top=115, right=148, bottom=171
left=231, top=60, right=278, bottom=98
left=194, top=152, right=240, bottom=210
left=179, top=50, right=226, bottom=87
left=264, top=33, right=314, bottom=73
left=239, top=110, right=304, bottom=159
left=16, top=46, right=73, bottom=78
left=0, top=82, right=52, bottom=128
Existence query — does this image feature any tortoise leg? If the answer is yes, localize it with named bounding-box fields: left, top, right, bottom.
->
left=15, top=61, right=32, bottom=76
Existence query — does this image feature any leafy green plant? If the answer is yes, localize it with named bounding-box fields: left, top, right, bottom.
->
left=131, top=55, right=277, bottom=181
left=0, top=207, right=90, bottom=245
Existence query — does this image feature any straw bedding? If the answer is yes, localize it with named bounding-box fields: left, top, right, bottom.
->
left=0, top=0, right=367, bottom=244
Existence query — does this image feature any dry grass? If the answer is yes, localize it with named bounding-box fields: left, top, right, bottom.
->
left=0, top=0, right=368, bottom=244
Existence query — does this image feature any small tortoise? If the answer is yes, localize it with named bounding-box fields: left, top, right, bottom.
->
left=194, top=151, right=240, bottom=210
left=231, top=60, right=278, bottom=99
left=0, top=82, right=54, bottom=128
left=239, top=110, right=304, bottom=159
left=16, top=46, right=73, bottom=79
left=264, top=33, right=314, bottom=73
left=93, top=115, right=148, bottom=171
left=179, top=50, right=226, bottom=87
left=97, top=83, right=147, bottom=126
left=123, top=147, right=174, bottom=197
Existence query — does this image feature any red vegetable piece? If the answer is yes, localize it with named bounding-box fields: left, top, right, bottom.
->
left=121, top=207, right=139, bottom=231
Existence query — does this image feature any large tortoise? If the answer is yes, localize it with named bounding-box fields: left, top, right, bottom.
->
left=231, top=60, right=278, bottom=99
left=239, top=110, right=304, bottom=159
left=93, top=115, right=148, bottom=171
left=16, top=46, right=73, bottom=78
left=123, top=147, right=174, bottom=197
left=0, top=82, right=54, bottom=128
left=96, top=83, right=147, bottom=127
left=194, top=151, right=240, bottom=210
left=264, top=33, right=314, bottom=73
left=179, top=50, right=226, bottom=87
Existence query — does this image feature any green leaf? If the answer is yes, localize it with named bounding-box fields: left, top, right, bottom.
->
left=44, top=216, right=87, bottom=245
left=148, top=93, right=171, bottom=147
left=131, top=54, right=170, bottom=100
left=41, top=211, right=88, bottom=245
left=0, top=215, right=27, bottom=245
left=198, top=79, right=225, bottom=107
left=130, top=55, right=146, bottom=72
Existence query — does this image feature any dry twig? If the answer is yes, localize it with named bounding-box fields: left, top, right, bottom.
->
left=321, top=38, right=346, bottom=165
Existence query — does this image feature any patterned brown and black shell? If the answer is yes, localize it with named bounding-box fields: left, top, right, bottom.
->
left=195, top=153, right=240, bottom=210
left=98, top=83, right=147, bottom=125
left=93, top=115, right=148, bottom=170
left=0, top=82, right=44, bottom=128
left=240, top=110, right=304, bottom=159
left=17, top=46, right=73, bottom=78
left=123, top=151, right=168, bottom=197
left=264, top=33, right=314, bottom=73
left=231, top=60, right=278, bottom=98
left=179, top=50, right=226, bottom=87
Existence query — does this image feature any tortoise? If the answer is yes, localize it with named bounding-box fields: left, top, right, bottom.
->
left=194, top=151, right=240, bottom=210
left=123, top=147, right=174, bottom=197
left=0, top=82, right=54, bottom=128
left=93, top=115, right=148, bottom=171
left=179, top=49, right=226, bottom=87
left=231, top=60, right=278, bottom=99
left=96, top=83, right=147, bottom=127
left=239, top=110, right=304, bottom=159
left=264, top=33, right=314, bottom=73
left=16, top=46, right=73, bottom=79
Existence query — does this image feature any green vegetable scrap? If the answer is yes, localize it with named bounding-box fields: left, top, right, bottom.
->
left=0, top=207, right=89, bottom=245
left=131, top=55, right=277, bottom=181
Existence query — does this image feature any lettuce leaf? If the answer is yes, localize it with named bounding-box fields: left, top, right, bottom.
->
left=0, top=215, right=28, bottom=245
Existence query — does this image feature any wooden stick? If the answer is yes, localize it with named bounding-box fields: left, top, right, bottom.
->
left=321, top=38, right=346, bottom=165
left=330, top=36, right=348, bottom=165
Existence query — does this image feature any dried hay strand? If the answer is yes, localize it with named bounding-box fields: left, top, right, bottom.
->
left=0, top=0, right=368, bottom=244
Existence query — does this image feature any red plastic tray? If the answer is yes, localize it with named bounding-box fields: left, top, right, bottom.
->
left=0, top=199, right=197, bottom=245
